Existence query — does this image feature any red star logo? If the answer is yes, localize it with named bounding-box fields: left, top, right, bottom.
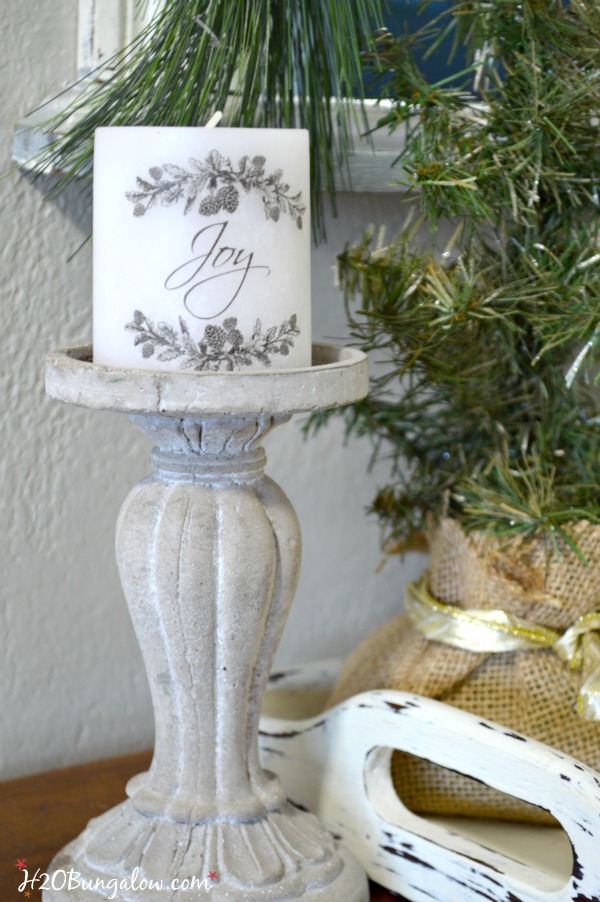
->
left=14, top=859, right=26, bottom=871
left=208, top=871, right=218, bottom=880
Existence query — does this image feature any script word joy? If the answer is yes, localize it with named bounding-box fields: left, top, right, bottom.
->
left=164, top=220, right=270, bottom=321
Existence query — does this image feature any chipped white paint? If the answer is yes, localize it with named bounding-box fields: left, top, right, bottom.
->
left=260, top=660, right=600, bottom=902
left=77, top=0, right=163, bottom=75
left=43, top=345, right=369, bottom=902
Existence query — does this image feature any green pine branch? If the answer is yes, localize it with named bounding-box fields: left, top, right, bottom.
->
left=30, top=0, right=384, bottom=238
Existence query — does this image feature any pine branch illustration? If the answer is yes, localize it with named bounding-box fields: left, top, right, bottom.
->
left=125, top=152, right=306, bottom=228
left=125, top=311, right=301, bottom=371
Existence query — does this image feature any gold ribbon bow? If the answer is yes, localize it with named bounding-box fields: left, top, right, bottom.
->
left=406, top=574, right=600, bottom=720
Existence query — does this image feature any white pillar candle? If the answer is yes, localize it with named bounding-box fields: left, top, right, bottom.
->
left=93, top=127, right=311, bottom=372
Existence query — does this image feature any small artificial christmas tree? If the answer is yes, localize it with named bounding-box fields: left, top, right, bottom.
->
left=326, top=0, right=600, bottom=823
left=326, top=0, right=600, bottom=559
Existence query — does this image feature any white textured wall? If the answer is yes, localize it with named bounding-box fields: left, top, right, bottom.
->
left=0, top=3, right=426, bottom=780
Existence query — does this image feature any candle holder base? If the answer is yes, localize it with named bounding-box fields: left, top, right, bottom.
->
left=45, top=798, right=368, bottom=901
left=43, top=344, right=370, bottom=902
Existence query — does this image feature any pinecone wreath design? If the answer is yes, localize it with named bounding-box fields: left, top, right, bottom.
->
left=126, top=150, right=305, bottom=228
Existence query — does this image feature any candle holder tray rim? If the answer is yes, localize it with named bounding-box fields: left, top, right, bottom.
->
left=45, top=343, right=369, bottom=417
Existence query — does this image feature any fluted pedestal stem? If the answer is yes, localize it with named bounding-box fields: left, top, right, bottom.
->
left=43, top=345, right=369, bottom=902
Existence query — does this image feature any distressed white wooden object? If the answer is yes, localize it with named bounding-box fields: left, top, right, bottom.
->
left=13, top=91, right=406, bottom=192
left=259, top=660, right=600, bottom=902
left=43, top=344, right=369, bottom=902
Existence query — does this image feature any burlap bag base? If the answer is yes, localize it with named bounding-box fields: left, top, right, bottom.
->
left=328, top=518, right=600, bottom=824
left=391, top=752, right=559, bottom=824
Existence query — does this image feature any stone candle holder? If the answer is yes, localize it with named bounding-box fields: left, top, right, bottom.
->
left=43, top=343, right=369, bottom=902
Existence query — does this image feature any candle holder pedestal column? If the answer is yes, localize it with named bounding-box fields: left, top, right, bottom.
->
left=43, top=344, right=369, bottom=902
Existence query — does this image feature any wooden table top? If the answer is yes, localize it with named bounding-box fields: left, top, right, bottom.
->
left=0, top=751, right=404, bottom=901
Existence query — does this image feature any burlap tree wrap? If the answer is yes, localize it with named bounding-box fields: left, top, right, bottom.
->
left=327, top=518, right=600, bottom=823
